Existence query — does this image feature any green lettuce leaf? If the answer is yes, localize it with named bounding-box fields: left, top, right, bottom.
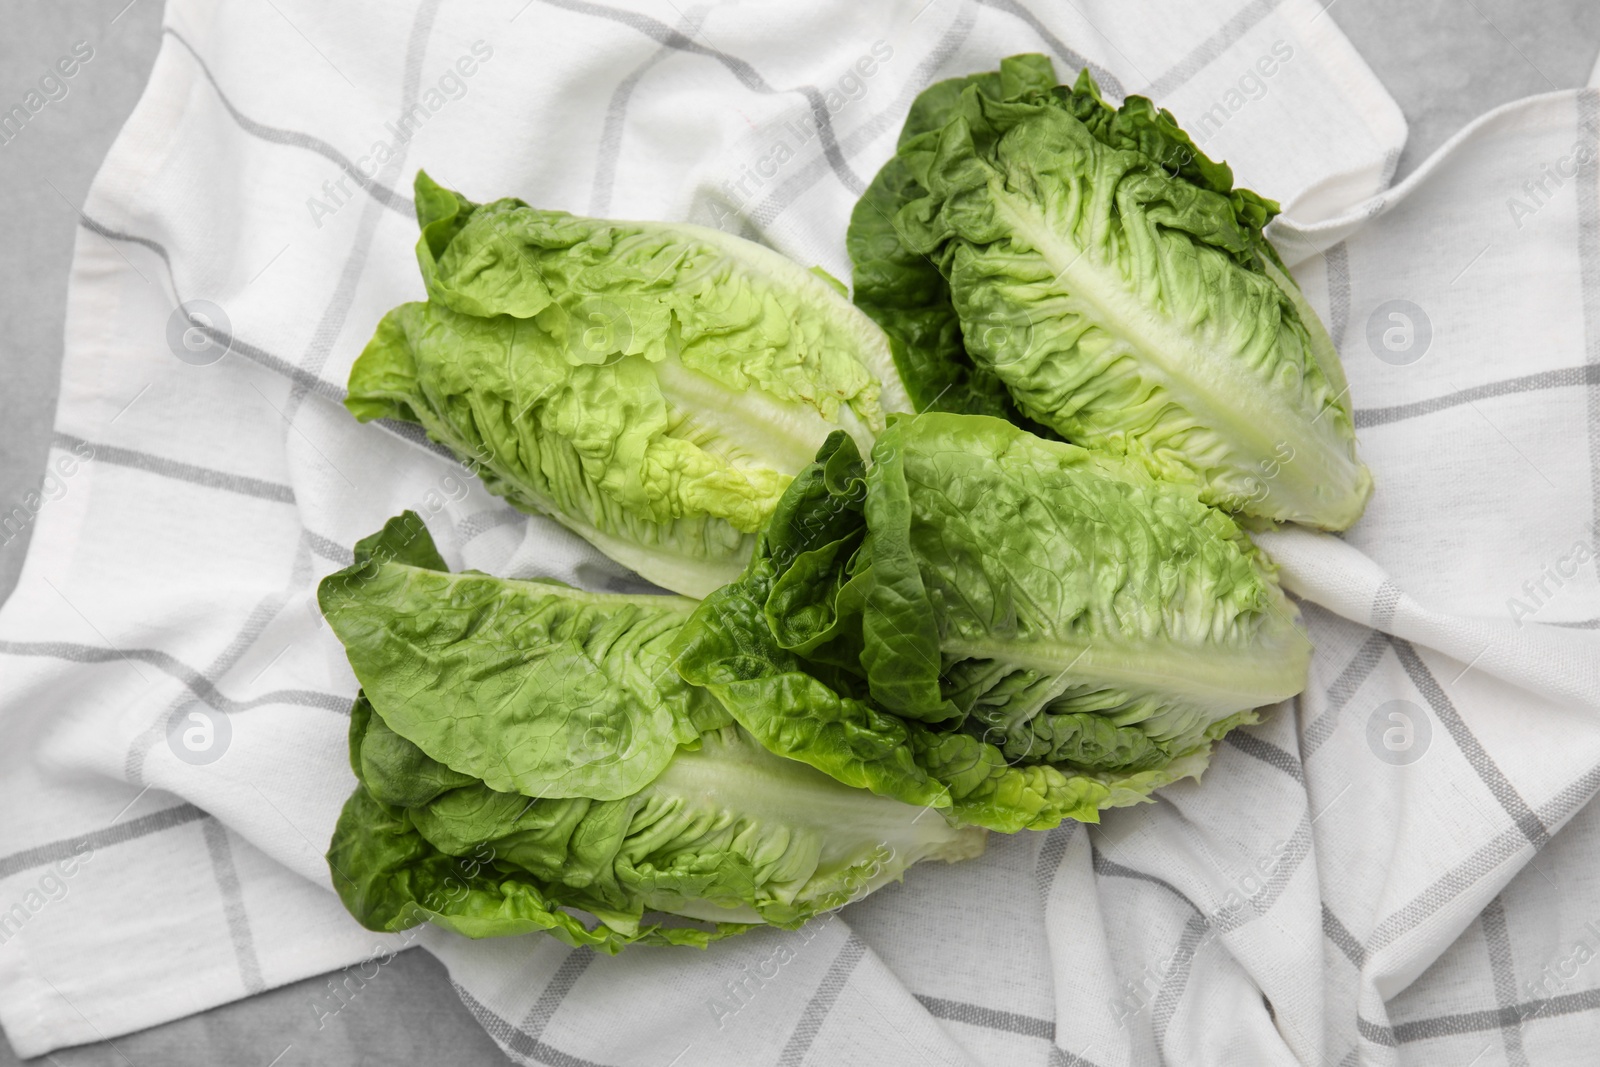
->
left=674, top=415, right=1311, bottom=831
left=330, top=719, right=984, bottom=949
left=347, top=172, right=911, bottom=597
left=849, top=55, right=1370, bottom=529
left=671, top=438, right=951, bottom=811
left=323, top=513, right=986, bottom=948
left=319, top=512, right=722, bottom=801
left=847, top=55, right=1057, bottom=424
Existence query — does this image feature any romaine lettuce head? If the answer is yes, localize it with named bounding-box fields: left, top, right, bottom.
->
left=346, top=172, right=911, bottom=597
left=848, top=55, right=1370, bottom=530
left=320, top=513, right=984, bottom=950
left=673, top=415, right=1312, bottom=832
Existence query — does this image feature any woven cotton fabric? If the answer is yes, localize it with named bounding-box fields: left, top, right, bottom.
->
left=3, top=1, right=1597, bottom=1064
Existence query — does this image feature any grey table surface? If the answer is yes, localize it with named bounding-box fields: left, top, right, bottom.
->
left=1, top=1, right=1597, bottom=1064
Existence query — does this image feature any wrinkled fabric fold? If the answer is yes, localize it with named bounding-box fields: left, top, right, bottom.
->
left=18, top=2, right=1600, bottom=1065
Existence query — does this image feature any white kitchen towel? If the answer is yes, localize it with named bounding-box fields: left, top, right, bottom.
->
left=5, top=0, right=1595, bottom=1064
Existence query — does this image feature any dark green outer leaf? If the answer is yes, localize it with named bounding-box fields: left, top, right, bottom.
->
left=318, top=512, right=719, bottom=801
left=672, top=436, right=952, bottom=808
left=847, top=57, right=1057, bottom=423
left=329, top=697, right=984, bottom=944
